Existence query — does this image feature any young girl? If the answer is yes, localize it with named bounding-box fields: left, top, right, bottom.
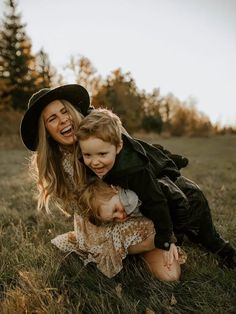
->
left=78, top=176, right=187, bottom=260
left=20, top=84, right=182, bottom=280
left=79, top=177, right=143, bottom=224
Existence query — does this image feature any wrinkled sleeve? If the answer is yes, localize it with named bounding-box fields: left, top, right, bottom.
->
left=123, top=168, right=176, bottom=250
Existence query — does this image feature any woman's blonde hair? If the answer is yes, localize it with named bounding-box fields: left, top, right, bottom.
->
left=78, top=177, right=117, bottom=224
left=30, top=100, right=87, bottom=213
left=77, top=108, right=123, bottom=146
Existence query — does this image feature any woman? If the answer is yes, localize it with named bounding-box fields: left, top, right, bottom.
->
left=20, top=84, right=185, bottom=280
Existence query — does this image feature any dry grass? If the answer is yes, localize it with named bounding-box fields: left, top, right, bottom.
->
left=0, top=110, right=24, bottom=149
left=0, top=135, right=236, bottom=313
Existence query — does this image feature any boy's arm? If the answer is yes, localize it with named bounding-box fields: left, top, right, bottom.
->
left=124, top=168, right=177, bottom=250
left=151, top=143, right=189, bottom=170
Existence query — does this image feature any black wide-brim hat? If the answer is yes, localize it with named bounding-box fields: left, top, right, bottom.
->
left=20, top=84, right=90, bottom=151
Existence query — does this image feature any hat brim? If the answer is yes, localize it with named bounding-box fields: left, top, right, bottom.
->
left=20, top=84, right=90, bottom=151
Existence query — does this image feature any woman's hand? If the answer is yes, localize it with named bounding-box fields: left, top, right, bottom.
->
left=162, top=243, right=179, bottom=269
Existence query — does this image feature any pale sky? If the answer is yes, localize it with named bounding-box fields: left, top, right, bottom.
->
left=1, top=0, right=236, bottom=126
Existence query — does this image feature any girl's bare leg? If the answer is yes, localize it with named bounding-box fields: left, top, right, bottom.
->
left=128, top=234, right=181, bottom=282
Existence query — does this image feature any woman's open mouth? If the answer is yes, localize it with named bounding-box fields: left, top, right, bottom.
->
left=60, top=125, right=73, bottom=136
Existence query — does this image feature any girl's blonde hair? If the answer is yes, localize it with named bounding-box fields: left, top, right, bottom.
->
left=77, top=108, right=123, bottom=146
left=30, top=100, right=87, bottom=213
left=78, top=177, right=117, bottom=224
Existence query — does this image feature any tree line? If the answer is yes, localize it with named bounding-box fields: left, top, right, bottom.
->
left=0, top=0, right=235, bottom=136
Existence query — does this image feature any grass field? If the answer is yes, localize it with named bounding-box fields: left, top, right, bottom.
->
left=0, top=134, right=236, bottom=313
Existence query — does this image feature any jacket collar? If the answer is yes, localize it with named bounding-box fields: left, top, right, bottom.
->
left=103, top=134, right=149, bottom=178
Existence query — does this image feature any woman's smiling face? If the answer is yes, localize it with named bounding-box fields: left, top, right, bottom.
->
left=42, top=100, right=76, bottom=146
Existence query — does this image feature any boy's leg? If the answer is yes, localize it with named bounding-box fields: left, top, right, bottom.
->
left=158, top=176, right=216, bottom=246
left=175, top=176, right=236, bottom=268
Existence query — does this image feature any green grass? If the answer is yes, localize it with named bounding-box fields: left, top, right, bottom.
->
left=0, top=135, right=236, bottom=313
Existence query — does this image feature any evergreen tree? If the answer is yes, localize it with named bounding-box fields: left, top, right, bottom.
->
left=0, top=78, right=11, bottom=110
left=35, top=49, right=55, bottom=89
left=0, top=0, right=38, bottom=110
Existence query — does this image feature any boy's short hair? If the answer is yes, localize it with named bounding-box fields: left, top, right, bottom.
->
left=77, top=108, right=123, bottom=146
left=79, top=177, right=117, bottom=224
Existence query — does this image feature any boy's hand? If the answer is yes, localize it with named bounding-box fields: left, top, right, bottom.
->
left=162, top=243, right=179, bottom=269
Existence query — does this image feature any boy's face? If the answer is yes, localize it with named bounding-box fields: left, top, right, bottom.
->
left=79, top=137, right=123, bottom=178
left=99, top=194, right=128, bottom=222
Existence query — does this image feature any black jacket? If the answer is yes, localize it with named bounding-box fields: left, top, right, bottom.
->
left=101, top=135, right=182, bottom=250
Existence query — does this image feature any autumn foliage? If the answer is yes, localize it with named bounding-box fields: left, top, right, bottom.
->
left=0, top=0, right=235, bottom=136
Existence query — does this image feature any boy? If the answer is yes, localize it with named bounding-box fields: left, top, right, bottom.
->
left=77, top=108, right=236, bottom=269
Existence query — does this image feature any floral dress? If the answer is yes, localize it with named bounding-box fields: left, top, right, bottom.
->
left=51, top=152, right=186, bottom=278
